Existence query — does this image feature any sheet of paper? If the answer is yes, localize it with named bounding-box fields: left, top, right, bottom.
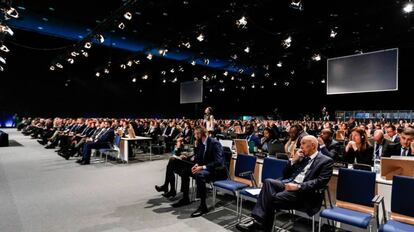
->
left=245, top=188, right=261, bottom=196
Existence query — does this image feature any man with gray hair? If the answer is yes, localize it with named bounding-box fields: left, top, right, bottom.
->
left=372, top=129, right=392, bottom=160
left=237, top=135, right=334, bottom=232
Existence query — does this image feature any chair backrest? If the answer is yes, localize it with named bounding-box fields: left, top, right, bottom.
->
left=275, top=153, right=289, bottom=160
left=391, top=175, right=414, bottom=218
left=262, top=157, right=288, bottom=181
left=234, top=154, right=257, bottom=180
left=268, top=141, right=285, bottom=156
left=336, top=168, right=376, bottom=207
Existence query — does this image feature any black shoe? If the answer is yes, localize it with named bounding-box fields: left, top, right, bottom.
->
left=37, top=140, right=47, bottom=145
left=76, top=159, right=83, bottom=163
left=171, top=198, right=191, bottom=208
left=45, top=145, right=56, bottom=149
left=190, top=206, right=208, bottom=217
left=236, top=219, right=264, bottom=232
left=162, top=190, right=176, bottom=198
left=155, top=185, right=168, bottom=193
left=80, top=160, right=90, bottom=165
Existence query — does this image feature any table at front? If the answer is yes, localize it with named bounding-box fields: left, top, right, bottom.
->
left=119, top=137, right=153, bottom=163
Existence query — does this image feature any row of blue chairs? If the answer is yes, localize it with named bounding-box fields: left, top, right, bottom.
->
left=211, top=154, right=414, bottom=232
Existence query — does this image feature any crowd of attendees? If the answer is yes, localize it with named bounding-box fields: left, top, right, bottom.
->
left=16, top=115, right=414, bottom=165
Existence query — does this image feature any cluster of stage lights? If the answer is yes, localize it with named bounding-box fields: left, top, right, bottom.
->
left=53, top=0, right=414, bottom=91
left=50, top=10, right=133, bottom=72
left=0, top=3, right=19, bottom=72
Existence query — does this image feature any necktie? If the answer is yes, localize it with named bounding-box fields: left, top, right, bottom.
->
left=402, top=147, right=408, bottom=156
left=374, top=144, right=381, bottom=159
left=283, top=157, right=311, bottom=183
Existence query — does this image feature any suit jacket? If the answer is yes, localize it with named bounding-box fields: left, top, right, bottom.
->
left=382, top=142, right=413, bottom=157
left=194, top=137, right=224, bottom=171
left=96, top=128, right=115, bottom=145
left=373, top=139, right=393, bottom=157
left=283, top=152, right=334, bottom=215
left=319, top=139, right=341, bottom=160
left=245, top=133, right=261, bottom=148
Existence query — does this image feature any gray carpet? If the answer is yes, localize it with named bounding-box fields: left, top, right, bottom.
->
left=0, top=129, right=230, bottom=232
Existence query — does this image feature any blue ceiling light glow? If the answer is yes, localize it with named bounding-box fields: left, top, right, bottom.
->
left=7, top=13, right=255, bottom=75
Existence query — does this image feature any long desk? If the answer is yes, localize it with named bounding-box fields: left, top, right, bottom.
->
left=119, top=137, right=152, bottom=163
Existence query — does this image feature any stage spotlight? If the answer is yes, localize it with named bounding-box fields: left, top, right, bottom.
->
left=236, top=16, right=247, bottom=28
left=161, top=70, right=166, bottom=75
left=244, top=46, right=250, bottom=53
left=321, top=79, right=326, bottom=84
left=172, top=77, right=177, bottom=83
left=49, top=65, right=55, bottom=71
left=95, top=72, right=100, bottom=77
left=312, top=53, right=321, bottom=61
left=197, top=33, right=205, bottom=42
left=147, top=53, right=153, bottom=60
left=0, top=65, right=4, bottom=71
left=67, top=58, right=74, bottom=64
left=158, top=49, right=168, bottom=56
left=0, top=44, right=9, bottom=52
left=204, top=58, right=209, bottom=65
left=0, top=24, right=14, bottom=36
left=132, top=77, right=136, bottom=82
left=277, top=61, right=283, bottom=67
left=162, top=79, right=167, bottom=83
left=251, top=73, right=255, bottom=77
left=290, top=0, right=303, bottom=11
left=127, top=60, right=133, bottom=66
left=220, top=88, right=225, bottom=92
left=182, top=42, right=191, bottom=48
left=104, top=68, right=109, bottom=74
left=231, top=76, right=235, bottom=81
left=191, top=60, right=196, bottom=66
left=118, top=22, right=125, bottom=30
left=133, top=59, right=140, bottom=64
left=282, top=36, right=292, bottom=48
left=96, top=34, right=105, bottom=43
left=82, top=51, right=88, bottom=57
left=84, top=42, right=92, bottom=49
left=209, top=89, right=213, bottom=93
left=5, top=7, right=19, bottom=19
left=124, top=12, right=132, bottom=20
left=251, top=84, right=255, bottom=89
left=330, top=29, right=337, bottom=38
left=56, top=63, right=63, bottom=69
left=273, top=82, right=277, bottom=86
left=120, top=64, right=126, bottom=69
left=71, top=51, right=79, bottom=57
left=223, top=71, right=228, bottom=76
left=170, top=68, right=175, bottom=73
left=403, top=2, right=414, bottom=13
left=142, top=74, right=148, bottom=80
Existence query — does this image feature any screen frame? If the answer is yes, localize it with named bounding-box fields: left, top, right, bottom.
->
left=179, top=80, right=204, bottom=104
left=326, top=48, right=399, bottom=95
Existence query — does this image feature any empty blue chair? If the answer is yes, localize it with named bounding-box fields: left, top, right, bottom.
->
left=238, top=158, right=288, bottom=220
left=379, top=175, right=414, bottom=232
left=213, top=154, right=257, bottom=211
left=318, top=168, right=380, bottom=232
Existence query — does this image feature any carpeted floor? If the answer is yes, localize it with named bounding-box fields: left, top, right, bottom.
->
left=0, top=129, right=231, bottom=232
left=0, top=129, right=359, bottom=232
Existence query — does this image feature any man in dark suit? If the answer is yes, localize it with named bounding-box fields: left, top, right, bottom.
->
left=77, top=120, right=115, bottom=165
left=171, top=126, right=224, bottom=217
left=318, top=128, right=341, bottom=160
left=383, top=127, right=414, bottom=157
left=372, top=129, right=393, bottom=159
left=237, top=135, right=334, bottom=232
left=386, top=124, right=400, bottom=143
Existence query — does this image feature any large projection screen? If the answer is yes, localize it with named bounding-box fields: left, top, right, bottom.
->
left=180, top=80, right=203, bottom=104
left=327, top=48, right=398, bottom=95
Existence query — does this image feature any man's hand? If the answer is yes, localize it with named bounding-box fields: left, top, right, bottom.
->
left=179, top=154, right=187, bottom=160
left=411, top=141, right=414, bottom=155
left=191, top=164, right=203, bottom=174
left=284, top=183, right=300, bottom=191
left=317, top=137, right=325, bottom=145
left=291, top=149, right=303, bottom=164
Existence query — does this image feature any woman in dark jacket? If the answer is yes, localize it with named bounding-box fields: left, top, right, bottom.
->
left=344, top=128, right=374, bottom=166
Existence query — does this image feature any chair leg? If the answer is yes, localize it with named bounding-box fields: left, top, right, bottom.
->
left=318, top=217, right=322, bottom=232
left=238, top=197, right=243, bottom=222
left=312, top=215, right=315, bottom=232
left=369, top=224, right=372, bottom=232
left=212, top=186, right=216, bottom=210
left=235, top=191, right=239, bottom=220
left=272, top=212, right=277, bottom=232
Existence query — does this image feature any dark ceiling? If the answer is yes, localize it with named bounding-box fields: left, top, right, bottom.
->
left=0, top=0, right=414, bottom=120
